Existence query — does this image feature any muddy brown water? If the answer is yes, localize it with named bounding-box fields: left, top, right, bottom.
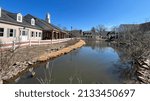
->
left=15, top=40, right=131, bottom=84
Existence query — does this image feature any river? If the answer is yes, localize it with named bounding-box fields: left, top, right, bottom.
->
left=16, top=40, right=132, bottom=84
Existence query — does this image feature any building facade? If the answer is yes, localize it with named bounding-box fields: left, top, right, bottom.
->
left=0, top=7, right=69, bottom=48
left=0, top=8, right=42, bottom=44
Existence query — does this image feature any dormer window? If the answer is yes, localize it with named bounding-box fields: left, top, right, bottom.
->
left=17, top=13, right=23, bottom=22
left=31, top=18, right=35, bottom=26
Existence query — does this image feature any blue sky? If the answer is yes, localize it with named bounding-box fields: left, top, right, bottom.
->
left=0, top=0, right=150, bottom=30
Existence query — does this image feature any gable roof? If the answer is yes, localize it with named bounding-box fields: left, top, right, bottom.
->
left=24, top=14, right=69, bottom=35
left=0, top=9, right=17, bottom=23
left=139, top=22, right=150, bottom=32
left=50, top=23, right=69, bottom=34
left=24, top=14, right=59, bottom=31
left=0, top=8, right=69, bottom=34
left=69, top=30, right=83, bottom=37
left=0, top=8, right=42, bottom=30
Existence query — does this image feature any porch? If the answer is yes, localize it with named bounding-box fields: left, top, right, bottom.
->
left=42, top=30, right=68, bottom=40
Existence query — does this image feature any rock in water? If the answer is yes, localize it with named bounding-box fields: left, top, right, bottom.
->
left=31, top=72, right=36, bottom=77
left=138, top=76, right=147, bottom=83
left=15, top=77, right=20, bottom=83
left=29, top=68, right=33, bottom=72
left=28, top=61, right=33, bottom=65
left=144, top=59, right=150, bottom=66
left=142, top=65, right=149, bottom=69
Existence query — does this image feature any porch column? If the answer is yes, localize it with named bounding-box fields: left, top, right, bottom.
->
left=61, top=33, right=63, bottom=39
left=54, top=32, right=56, bottom=39
left=52, top=31, right=54, bottom=39
left=56, top=32, right=59, bottom=39
left=57, top=32, right=59, bottom=39
left=63, top=34, right=66, bottom=38
left=59, top=33, right=61, bottom=39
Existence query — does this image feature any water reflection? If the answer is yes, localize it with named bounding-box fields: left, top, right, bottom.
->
left=17, top=40, right=130, bottom=84
left=112, top=44, right=138, bottom=83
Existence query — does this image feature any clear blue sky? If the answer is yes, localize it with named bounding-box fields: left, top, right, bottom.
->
left=0, top=0, right=150, bottom=30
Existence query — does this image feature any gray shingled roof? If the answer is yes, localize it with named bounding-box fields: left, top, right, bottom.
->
left=0, top=8, right=42, bottom=30
left=24, top=14, right=69, bottom=35
left=69, top=30, right=83, bottom=37
left=0, top=8, right=69, bottom=34
left=0, top=9, right=17, bottom=23
left=24, top=14, right=58, bottom=31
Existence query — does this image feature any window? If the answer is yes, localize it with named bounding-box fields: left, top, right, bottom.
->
left=18, top=16, right=21, bottom=21
left=36, top=32, right=38, bottom=37
left=9, top=29, right=13, bottom=37
left=31, top=18, right=35, bottom=26
left=39, top=32, right=41, bottom=37
left=17, top=13, right=22, bottom=22
left=7, top=29, right=16, bottom=37
left=22, top=31, right=26, bottom=36
left=0, top=28, right=4, bottom=37
left=31, top=31, right=34, bottom=37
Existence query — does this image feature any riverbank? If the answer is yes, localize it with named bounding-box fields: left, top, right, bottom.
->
left=109, top=40, right=150, bottom=84
left=136, top=54, right=150, bottom=84
left=37, top=40, right=86, bottom=62
left=0, top=39, right=86, bottom=84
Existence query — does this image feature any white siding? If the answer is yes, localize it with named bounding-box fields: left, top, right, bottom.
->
left=0, top=23, right=42, bottom=43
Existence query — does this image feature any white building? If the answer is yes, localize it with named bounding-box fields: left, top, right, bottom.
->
left=0, top=7, right=42, bottom=45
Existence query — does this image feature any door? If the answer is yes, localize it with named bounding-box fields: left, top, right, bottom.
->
left=20, top=29, right=29, bottom=41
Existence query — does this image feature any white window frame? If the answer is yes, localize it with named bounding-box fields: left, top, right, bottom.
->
left=17, top=13, right=23, bottom=22
left=9, top=29, right=14, bottom=37
left=7, top=29, right=16, bottom=37
left=39, top=32, right=42, bottom=37
left=31, top=18, right=35, bottom=26
left=31, top=31, right=34, bottom=37
left=36, top=32, right=38, bottom=37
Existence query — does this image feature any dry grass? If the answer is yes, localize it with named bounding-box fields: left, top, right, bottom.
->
left=37, top=40, right=86, bottom=62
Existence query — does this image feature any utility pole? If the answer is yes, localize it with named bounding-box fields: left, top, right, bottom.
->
left=71, top=26, right=73, bottom=40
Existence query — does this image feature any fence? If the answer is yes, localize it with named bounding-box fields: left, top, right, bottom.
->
left=0, top=38, right=71, bottom=49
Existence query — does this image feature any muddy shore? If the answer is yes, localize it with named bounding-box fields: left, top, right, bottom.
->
left=37, top=40, right=86, bottom=62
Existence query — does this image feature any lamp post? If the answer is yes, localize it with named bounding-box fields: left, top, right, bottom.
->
left=71, top=26, right=73, bottom=40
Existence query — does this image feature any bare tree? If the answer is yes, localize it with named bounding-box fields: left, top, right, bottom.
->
left=115, top=23, right=150, bottom=83
left=0, top=40, right=21, bottom=72
left=91, top=27, right=96, bottom=34
left=95, top=25, right=107, bottom=38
